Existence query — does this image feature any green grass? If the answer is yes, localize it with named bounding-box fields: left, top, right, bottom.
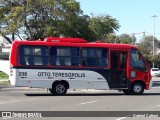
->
left=0, top=72, right=9, bottom=79
left=0, top=81, right=10, bottom=86
left=0, top=72, right=10, bottom=86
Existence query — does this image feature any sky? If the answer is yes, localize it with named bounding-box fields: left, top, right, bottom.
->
left=76, top=0, right=160, bottom=42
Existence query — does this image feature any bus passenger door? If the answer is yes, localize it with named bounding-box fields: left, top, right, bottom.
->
left=110, top=51, right=128, bottom=89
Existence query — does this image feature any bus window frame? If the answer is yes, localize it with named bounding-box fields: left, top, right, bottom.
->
left=50, top=46, right=80, bottom=67
left=19, top=45, right=49, bottom=66
left=18, top=45, right=109, bottom=68
left=81, top=47, right=109, bottom=67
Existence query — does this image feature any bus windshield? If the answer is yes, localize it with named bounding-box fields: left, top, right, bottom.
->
left=130, top=49, right=146, bottom=72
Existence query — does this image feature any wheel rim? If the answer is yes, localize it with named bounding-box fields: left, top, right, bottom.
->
left=56, top=84, right=65, bottom=94
left=133, top=84, right=142, bottom=93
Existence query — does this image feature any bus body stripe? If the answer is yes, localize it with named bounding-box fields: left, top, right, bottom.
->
left=11, top=67, right=111, bottom=88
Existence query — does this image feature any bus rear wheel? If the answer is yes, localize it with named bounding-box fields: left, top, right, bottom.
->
left=51, top=82, right=67, bottom=95
left=131, top=82, right=144, bottom=95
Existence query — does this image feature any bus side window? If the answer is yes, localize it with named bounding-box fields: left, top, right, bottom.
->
left=41, top=47, right=49, bottom=65
left=71, top=57, right=79, bottom=66
left=101, top=49, right=108, bottom=66
left=82, top=60, right=87, bottom=66
left=50, top=47, right=57, bottom=65
left=33, top=47, right=48, bottom=65
left=70, top=48, right=80, bottom=66
left=82, top=48, right=98, bottom=66
left=50, top=47, right=79, bottom=66
left=20, top=46, right=49, bottom=66
left=20, top=47, right=26, bottom=65
left=27, top=57, right=34, bottom=65
left=58, top=48, right=71, bottom=66
left=59, top=57, right=66, bottom=66
left=82, top=48, right=108, bottom=67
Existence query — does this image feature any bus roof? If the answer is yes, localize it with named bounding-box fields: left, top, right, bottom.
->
left=12, top=38, right=137, bottom=50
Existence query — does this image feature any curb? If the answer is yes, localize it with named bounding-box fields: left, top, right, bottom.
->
left=0, top=79, right=9, bottom=82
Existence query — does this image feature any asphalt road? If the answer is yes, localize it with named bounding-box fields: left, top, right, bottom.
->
left=0, top=78, right=160, bottom=120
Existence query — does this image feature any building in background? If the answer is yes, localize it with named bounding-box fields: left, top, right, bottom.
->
left=0, top=35, right=11, bottom=60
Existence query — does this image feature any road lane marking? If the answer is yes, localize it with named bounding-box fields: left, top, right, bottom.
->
left=116, top=117, right=127, bottom=120
left=156, top=105, right=160, bottom=107
left=79, top=100, right=98, bottom=105
left=152, top=87, right=160, bottom=88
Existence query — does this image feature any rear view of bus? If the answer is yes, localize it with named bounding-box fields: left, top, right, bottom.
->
left=9, top=37, right=152, bottom=95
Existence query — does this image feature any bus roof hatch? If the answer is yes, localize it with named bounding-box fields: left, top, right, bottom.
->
left=44, top=37, right=88, bottom=43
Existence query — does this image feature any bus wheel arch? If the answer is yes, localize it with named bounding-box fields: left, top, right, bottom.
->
left=131, top=80, right=145, bottom=95
left=50, top=80, right=69, bottom=95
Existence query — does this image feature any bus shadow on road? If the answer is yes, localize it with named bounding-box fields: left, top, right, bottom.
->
left=25, top=93, right=125, bottom=97
left=143, top=93, right=160, bottom=96
left=25, top=92, right=160, bottom=96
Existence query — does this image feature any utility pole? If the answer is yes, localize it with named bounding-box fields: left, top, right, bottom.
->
left=151, top=15, right=158, bottom=68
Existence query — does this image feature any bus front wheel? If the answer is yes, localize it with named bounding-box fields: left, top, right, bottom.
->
left=51, top=82, right=67, bottom=95
left=131, top=82, right=144, bottom=95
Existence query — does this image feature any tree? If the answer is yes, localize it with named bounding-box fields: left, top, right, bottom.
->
left=0, top=0, right=120, bottom=42
left=103, top=33, right=116, bottom=43
left=0, top=0, right=83, bottom=40
left=115, top=34, right=133, bottom=44
left=88, top=14, right=120, bottom=41
left=138, top=36, right=160, bottom=68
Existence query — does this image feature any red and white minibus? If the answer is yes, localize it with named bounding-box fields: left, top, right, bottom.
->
left=9, top=37, right=152, bottom=95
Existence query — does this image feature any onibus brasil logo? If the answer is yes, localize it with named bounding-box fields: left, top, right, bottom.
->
left=2, top=112, right=42, bottom=119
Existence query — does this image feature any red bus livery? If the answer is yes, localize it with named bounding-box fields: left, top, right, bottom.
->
left=9, top=37, right=152, bottom=95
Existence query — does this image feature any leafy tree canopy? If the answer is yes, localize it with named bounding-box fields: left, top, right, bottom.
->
left=114, top=34, right=134, bottom=44
left=138, top=36, right=160, bottom=68
left=0, top=0, right=120, bottom=42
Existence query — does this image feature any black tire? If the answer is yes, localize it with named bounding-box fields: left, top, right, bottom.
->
left=51, top=82, right=67, bottom=95
left=131, top=82, right=144, bottom=95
